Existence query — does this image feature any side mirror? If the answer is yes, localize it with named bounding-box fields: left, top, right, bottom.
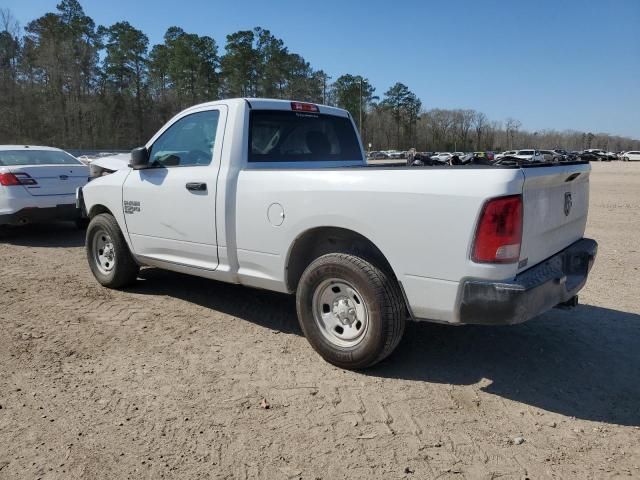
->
left=129, top=147, right=150, bottom=169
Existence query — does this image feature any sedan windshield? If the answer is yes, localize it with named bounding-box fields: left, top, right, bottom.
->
left=0, top=150, right=82, bottom=166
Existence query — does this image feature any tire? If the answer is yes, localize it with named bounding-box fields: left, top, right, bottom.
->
left=296, top=253, right=406, bottom=369
left=86, top=213, right=139, bottom=288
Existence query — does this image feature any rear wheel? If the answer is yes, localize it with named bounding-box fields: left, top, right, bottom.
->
left=296, top=253, right=405, bottom=369
left=86, top=213, right=139, bottom=288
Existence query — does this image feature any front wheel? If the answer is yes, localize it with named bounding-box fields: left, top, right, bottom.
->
left=296, top=253, right=406, bottom=369
left=86, top=213, right=139, bottom=288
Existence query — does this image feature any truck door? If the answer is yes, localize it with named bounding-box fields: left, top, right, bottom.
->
left=122, top=106, right=226, bottom=270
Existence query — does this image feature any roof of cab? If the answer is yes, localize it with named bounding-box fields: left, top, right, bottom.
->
left=0, top=145, right=65, bottom=152
left=181, top=98, right=350, bottom=118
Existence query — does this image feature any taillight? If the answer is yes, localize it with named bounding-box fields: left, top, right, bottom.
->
left=0, top=172, right=20, bottom=186
left=472, top=195, right=523, bottom=263
left=0, top=172, right=37, bottom=186
left=291, top=102, right=319, bottom=113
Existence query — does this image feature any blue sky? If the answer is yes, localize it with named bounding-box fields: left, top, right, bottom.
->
left=5, top=0, right=640, bottom=138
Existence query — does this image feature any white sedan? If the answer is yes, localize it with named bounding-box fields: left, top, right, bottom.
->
left=0, top=145, right=89, bottom=226
left=622, top=151, right=640, bottom=161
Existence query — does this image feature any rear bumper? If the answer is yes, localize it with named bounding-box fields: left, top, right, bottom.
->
left=0, top=204, right=80, bottom=225
left=458, top=238, right=598, bottom=325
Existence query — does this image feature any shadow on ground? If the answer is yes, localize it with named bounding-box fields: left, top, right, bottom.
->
left=0, top=222, right=85, bottom=247
left=134, top=268, right=640, bottom=426
left=133, top=268, right=301, bottom=335
left=370, top=305, right=640, bottom=426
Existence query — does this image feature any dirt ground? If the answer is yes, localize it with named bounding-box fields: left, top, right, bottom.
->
left=1, top=162, right=639, bottom=480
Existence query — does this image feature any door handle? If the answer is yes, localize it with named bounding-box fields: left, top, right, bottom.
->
left=186, top=182, right=207, bottom=192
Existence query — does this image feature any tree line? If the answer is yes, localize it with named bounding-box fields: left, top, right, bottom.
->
left=0, top=1, right=638, bottom=153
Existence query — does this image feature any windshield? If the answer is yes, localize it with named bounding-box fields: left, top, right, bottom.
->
left=249, top=110, right=362, bottom=162
left=518, top=150, right=534, bottom=155
left=0, top=150, right=82, bottom=166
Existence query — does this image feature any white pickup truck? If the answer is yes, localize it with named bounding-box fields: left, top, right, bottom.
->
left=78, top=98, right=597, bottom=369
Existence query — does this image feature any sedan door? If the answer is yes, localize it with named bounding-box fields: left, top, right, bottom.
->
left=122, top=106, right=227, bottom=270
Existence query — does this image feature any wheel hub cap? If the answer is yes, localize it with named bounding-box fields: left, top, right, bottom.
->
left=333, top=297, right=357, bottom=325
left=92, top=229, right=116, bottom=275
left=103, top=245, right=115, bottom=262
left=312, top=279, right=369, bottom=347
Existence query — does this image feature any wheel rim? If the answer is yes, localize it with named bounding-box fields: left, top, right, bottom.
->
left=92, top=228, right=116, bottom=275
left=312, top=278, right=369, bottom=348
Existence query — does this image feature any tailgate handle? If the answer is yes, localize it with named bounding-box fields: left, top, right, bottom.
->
left=186, top=182, right=207, bottom=192
left=565, top=173, right=580, bottom=182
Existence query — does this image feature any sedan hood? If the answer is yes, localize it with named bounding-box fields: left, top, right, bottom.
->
left=89, top=153, right=131, bottom=177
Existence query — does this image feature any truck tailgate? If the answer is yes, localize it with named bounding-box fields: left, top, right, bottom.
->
left=519, top=163, right=590, bottom=273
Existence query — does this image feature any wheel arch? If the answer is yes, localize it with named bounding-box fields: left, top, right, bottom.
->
left=88, top=204, right=114, bottom=218
left=285, top=226, right=398, bottom=293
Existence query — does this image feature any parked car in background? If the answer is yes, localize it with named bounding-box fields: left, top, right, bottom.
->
left=387, top=151, right=404, bottom=159
left=622, top=151, right=640, bottom=161
left=78, top=98, right=597, bottom=369
left=540, top=150, right=563, bottom=162
left=430, top=152, right=452, bottom=162
left=513, top=149, right=545, bottom=162
left=578, top=152, right=599, bottom=162
left=593, top=151, right=611, bottom=161
left=582, top=149, right=611, bottom=161
left=553, top=149, right=574, bottom=161
left=495, top=150, right=517, bottom=160
left=416, top=152, right=435, bottom=162
left=1, top=145, right=89, bottom=227
left=471, top=151, right=495, bottom=161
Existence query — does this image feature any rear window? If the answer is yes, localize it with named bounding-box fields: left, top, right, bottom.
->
left=0, top=150, right=82, bottom=166
left=249, top=110, right=363, bottom=163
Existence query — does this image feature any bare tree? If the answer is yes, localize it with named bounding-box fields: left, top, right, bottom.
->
left=0, top=9, right=19, bottom=36
left=472, top=112, right=488, bottom=150
left=505, top=117, right=522, bottom=149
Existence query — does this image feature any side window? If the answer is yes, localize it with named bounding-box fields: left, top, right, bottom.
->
left=149, top=110, right=220, bottom=167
